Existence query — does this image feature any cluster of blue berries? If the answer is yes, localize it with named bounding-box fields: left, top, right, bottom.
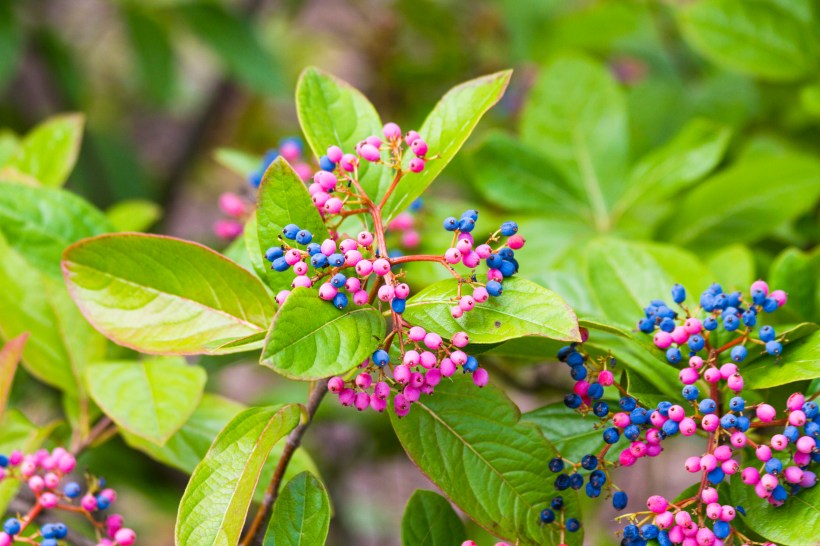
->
left=538, top=493, right=580, bottom=543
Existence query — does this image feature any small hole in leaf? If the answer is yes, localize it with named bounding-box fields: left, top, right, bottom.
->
left=494, top=321, right=501, bottom=328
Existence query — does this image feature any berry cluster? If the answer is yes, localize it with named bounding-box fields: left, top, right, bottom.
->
left=214, top=137, right=314, bottom=240
left=0, top=448, right=135, bottom=546
left=538, top=492, right=581, bottom=544
left=542, top=280, right=818, bottom=546
left=256, top=122, right=528, bottom=417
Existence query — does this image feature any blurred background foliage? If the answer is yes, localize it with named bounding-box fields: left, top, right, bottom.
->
left=1, top=0, right=819, bottom=544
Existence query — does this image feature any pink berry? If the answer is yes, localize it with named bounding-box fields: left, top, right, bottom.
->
left=507, top=235, right=525, bottom=250
left=373, top=258, right=391, bottom=276
left=440, top=358, right=456, bottom=377
left=405, top=130, right=420, bottom=145
left=340, top=153, right=358, bottom=172
left=408, top=326, right=426, bottom=341
left=796, top=435, right=816, bottom=453
left=742, top=467, right=760, bottom=484
left=653, top=331, right=672, bottom=349
left=370, top=394, right=387, bottom=412
left=770, top=289, right=787, bottom=306
left=327, top=145, right=343, bottom=163
left=730, top=432, right=747, bottom=448
left=312, top=191, right=329, bottom=208
left=700, top=454, right=718, bottom=471
left=275, top=290, right=290, bottom=305
left=619, top=449, right=636, bottom=467
left=383, top=122, right=401, bottom=140
left=770, top=434, right=789, bottom=451
left=28, top=475, right=44, bottom=492
left=727, top=373, right=744, bottom=392
left=374, top=381, right=390, bottom=399
left=410, top=138, right=428, bottom=156
left=358, top=231, right=374, bottom=246
left=319, top=283, right=338, bottom=301
left=40, top=492, right=58, bottom=508
left=703, top=368, right=721, bottom=383
left=395, top=283, right=410, bottom=299
left=409, top=158, right=425, bottom=173
left=354, top=392, right=370, bottom=411
left=473, top=368, right=489, bottom=387
left=0, top=533, right=9, bottom=546
left=598, top=370, right=614, bottom=386
left=451, top=305, right=463, bottom=318
left=714, top=446, right=732, bottom=461
left=683, top=318, right=702, bottom=334
left=656, top=511, right=674, bottom=529
left=218, top=192, right=247, bottom=217
left=328, top=377, right=345, bottom=393
left=355, top=260, right=373, bottom=276
left=324, top=198, right=344, bottom=214
left=756, top=444, right=772, bottom=462
left=404, top=385, right=420, bottom=402
left=214, top=219, right=243, bottom=239
left=359, top=143, right=381, bottom=162
left=668, top=405, right=686, bottom=422
left=679, top=367, right=699, bottom=385
left=751, top=279, right=769, bottom=296
left=789, top=410, right=807, bottom=426
left=475, top=244, right=492, bottom=258
left=378, top=285, right=395, bottom=302
left=420, top=351, right=437, bottom=369
left=701, top=414, right=719, bottom=432
left=719, top=363, right=737, bottom=379
left=444, top=248, right=461, bottom=264
left=670, top=326, right=689, bottom=345
left=680, top=417, right=697, bottom=436
left=355, top=372, right=372, bottom=390
left=689, top=355, right=703, bottom=369
left=424, top=332, right=443, bottom=350
left=82, top=493, right=98, bottom=511
left=685, top=456, right=702, bottom=473
left=114, top=528, right=136, bottom=546
left=784, top=466, right=804, bottom=484
left=353, top=290, right=369, bottom=305
left=459, top=296, right=475, bottom=312
left=756, top=403, right=776, bottom=422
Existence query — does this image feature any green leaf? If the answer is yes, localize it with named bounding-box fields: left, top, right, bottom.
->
left=0, top=234, right=106, bottom=396
left=121, top=394, right=318, bottom=491
left=256, top=157, right=329, bottom=293
left=403, top=277, right=580, bottom=344
left=706, top=244, right=756, bottom=291
left=0, top=130, right=19, bottom=165
left=261, top=288, right=384, bottom=380
left=586, top=238, right=713, bottom=328
left=295, top=67, right=391, bottom=202
left=390, top=377, right=579, bottom=546
left=730, top=472, right=820, bottom=545
left=122, top=7, right=176, bottom=104
left=215, top=148, right=260, bottom=178
left=614, top=118, right=731, bottom=218
left=85, top=357, right=206, bottom=444
left=263, top=472, right=331, bottom=546
left=523, top=402, right=617, bottom=463
left=384, top=69, right=512, bottom=220
left=466, top=131, right=586, bottom=214
left=521, top=54, right=627, bottom=229
left=661, top=154, right=820, bottom=248
left=175, top=404, right=301, bottom=546
left=175, top=3, right=283, bottom=95
left=676, top=0, right=819, bottom=81
left=401, top=489, right=467, bottom=546
left=0, top=183, right=112, bottom=278
left=769, top=247, right=818, bottom=323
left=0, top=333, right=26, bottom=422
left=62, top=233, right=275, bottom=355
left=743, top=325, right=820, bottom=389
left=0, top=410, right=60, bottom=514
left=1, top=114, right=85, bottom=187
left=105, top=199, right=162, bottom=232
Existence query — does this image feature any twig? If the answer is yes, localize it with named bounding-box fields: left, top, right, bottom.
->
left=241, top=379, right=330, bottom=546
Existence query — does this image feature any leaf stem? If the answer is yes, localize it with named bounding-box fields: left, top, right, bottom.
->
left=241, top=379, right=329, bottom=546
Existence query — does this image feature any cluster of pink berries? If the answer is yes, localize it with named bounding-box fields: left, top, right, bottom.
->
left=384, top=198, right=423, bottom=250
left=0, top=448, right=135, bottom=545
left=329, top=326, right=488, bottom=417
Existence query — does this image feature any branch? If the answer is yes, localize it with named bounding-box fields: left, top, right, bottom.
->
left=241, top=379, right=329, bottom=546
left=6, top=497, right=97, bottom=546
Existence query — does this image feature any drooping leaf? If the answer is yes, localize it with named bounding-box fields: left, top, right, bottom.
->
left=0, top=182, right=112, bottom=278
left=467, top=131, right=586, bottom=215
left=706, top=244, right=756, bottom=291
left=260, top=288, right=384, bottom=380
left=105, top=199, right=162, bottom=232
left=403, top=277, right=580, bottom=344
left=676, top=0, right=819, bottom=81
left=62, top=233, right=275, bottom=355
left=661, top=154, right=820, bottom=249
left=586, top=238, right=713, bottom=328
left=730, top=473, right=820, bottom=545
left=615, top=118, right=731, bottom=217
left=743, top=325, right=820, bottom=389
left=255, top=158, right=329, bottom=293
left=175, top=404, right=301, bottom=546
left=521, top=54, right=627, bottom=227
left=0, top=410, right=60, bottom=514
left=121, top=394, right=318, bottom=495
left=85, top=357, right=206, bottom=444
left=263, top=472, right=331, bottom=546
left=523, top=402, right=618, bottom=463
left=0, top=333, right=26, bottom=422
left=390, top=377, right=580, bottom=546
left=384, top=69, right=512, bottom=220
left=401, top=489, right=467, bottom=546
left=0, top=234, right=105, bottom=396
left=1, top=114, right=85, bottom=187
left=122, top=6, right=176, bottom=104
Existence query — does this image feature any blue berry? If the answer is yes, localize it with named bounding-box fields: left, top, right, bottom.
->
left=265, top=246, right=284, bottom=262
left=765, top=458, right=783, bottom=474
left=52, top=523, right=67, bottom=539
left=499, top=260, right=516, bottom=278
left=282, top=224, right=299, bottom=240
left=64, top=482, right=81, bottom=498
left=642, top=524, right=659, bottom=540
left=409, top=198, right=423, bottom=212
left=783, top=426, right=799, bottom=443
left=751, top=288, right=766, bottom=305
left=624, top=525, right=639, bottom=540
left=570, top=365, right=587, bottom=381
left=500, top=221, right=518, bottom=236
left=603, top=427, right=620, bottom=444
left=700, top=292, right=716, bottom=311
left=41, top=524, right=57, bottom=538
left=566, top=518, right=581, bottom=532
left=486, top=281, right=503, bottom=297
left=729, top=397, right=745, bottom=412
left=656, top=305, right=676, bottom=319
left=619, top=397, right=637, bottom=411
left=659, top=317, right=675, bottom=332
left=638, top=318, right=655, bottom=333
left=333, top=292, right=349, bottom=310
left=671, top=284, right=686, bottom=304
left=771, top=484, right=788, bottom=502
left=271, top=257, right=290, bottom=272
left=589, top=469, right=606, bottom=487
left=4, top=518, right=21, bottom=536
left=727, top=291, right=742, bottom=307
left=662, top=420, right=679, bottom=436
left=319, top=155, right=335, bottom=171
left=391, top=298, right=406, bottom=313
left=593, top=401, right=609, bottom=418
left=458, top=217, right=475, bottom=232
left=585, top=482, right=601, bottom=498
left=612, top=491, right=628, bottom=510
left=551, top=496, right=563, bottom=510
left=736, top=416, right=750, bottom=432
left=566, top=352, right=584, bottom=367
left=248, top=170, right=263, bottom=188
left=306, top=243, right=322, bottom=255
left=96, top=495, right=111, bottom=510
left=759, top=325, right=775, bottom=342
left=765, top=340, right=782, bottom=356
left=540, top=508, right=555, bottom=523
left=463, top=356, right=479, bottom=373
left=554, top=474, right=570, bottom=490
left=707, top=467, right=725, bottom=484
left=328, top=253, right=345, bottom=267
left=658, top=530, right=672, bottom=546
left=0, top=455, right=7, bottom=467
left=443, top=217, right=459, bottom=231
left=723, top=314, right=739, bottom=331
left=741, top=310, right=756, bottom=327
left=762, top=297, right=779, bottom=313
left=713, top=520, right=730, bottom=540
left=485, top=254, right=502, bottom=269
left=720, top=414, right=737, bottom=429
left=587, top=382, right=604, bottom=400
left=703, top=317, right=718, bottom=331
left=564, top=394, right=582, bottom=409
left=665, top=347, right=681, bottom=364
left=630, top=408, right=648, bottom=425
left=42, top=540, right=58, bottom=546
left=624, top=424, right=641, bottom=440
left=548, top=457, right=564, bottom=473
left=557, top=346, right=575, bottom=361
left=461, top=209, right=478, bottom=221
left=310, top=253, right=328, bottom=269
left=803, top=402, right=819, bottom=419
left=372, top=349, right=389, bottom=367
left=581, top=454, right=598, bottom=470
left=699, top=399, right=717, bottom=414
left=569, top=473, right=583, bottom=490
left=688, top=335, right=705, bottom=352
left=731, top=345, right=747, bottom=362
left=498, top=248, right=514, bottom=260
left=682, top=385, right=699, bottom=401
left=330, top=273, right=346, bottom=288
left=657, top=401, right=672, bottom=416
